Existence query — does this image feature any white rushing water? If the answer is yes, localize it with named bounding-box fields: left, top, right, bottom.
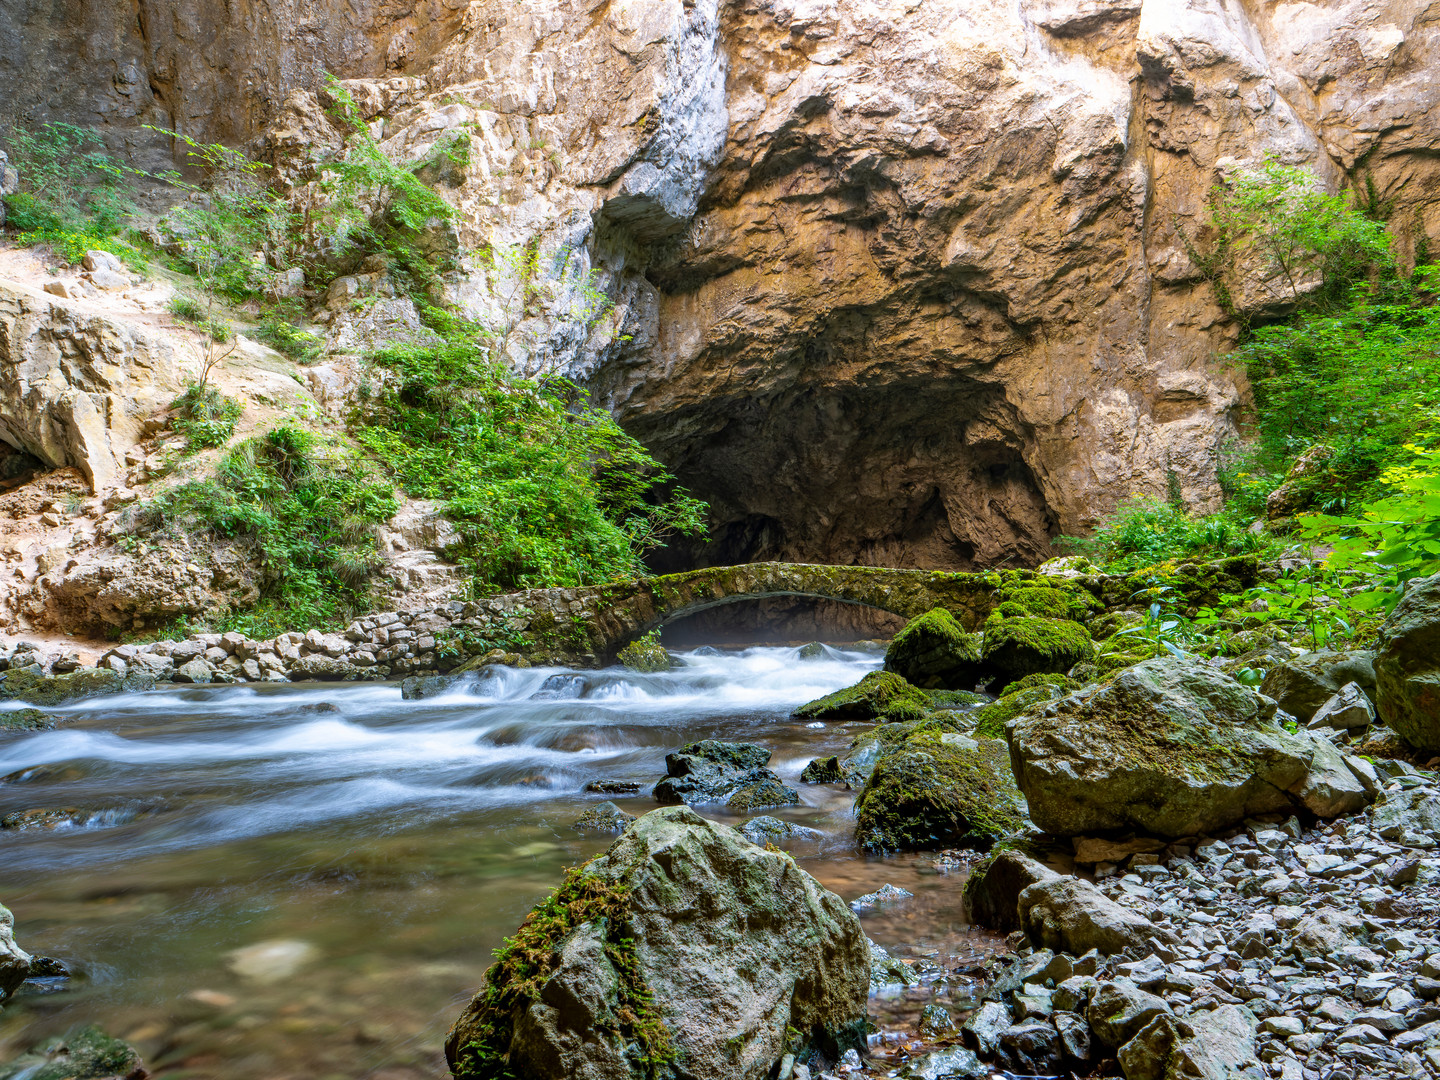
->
left=0, top=645, right=882, bottom=872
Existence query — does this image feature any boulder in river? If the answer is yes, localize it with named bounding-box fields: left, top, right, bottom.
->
left=0, top=708, right=63, bottom=732
left=0, top=1024, right=145, bottom=1079
left=882, top=608, right=986, bottom=690
left=980, top=614, right=1093, bottom=686
left=1376, top=572, right=1440, bottom=752
left=1, top=903, right=33, bottom=1002
left=573, top=801, right=636, bottom=833
left=854, top=723, right=1027, bottom=853
left=653, top=741, right=799, bottom=811
left=0, top=666, right=154, bottom=706
left=1006, top=658, right=1377, bottom=838
left=794, top=670, right=928, bottom=722
left=444, top=805, right=869, bottom=1080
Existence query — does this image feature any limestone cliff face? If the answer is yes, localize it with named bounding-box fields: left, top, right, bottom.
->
left=7, top=0, right=1440, bottom=569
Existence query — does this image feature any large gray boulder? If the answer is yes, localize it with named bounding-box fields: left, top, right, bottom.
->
left=1006, top=659, right=1376, bottom=838
left=963, top=850, right=1060, bottom=932
left=444, top=806, right=869, bottom=1080
left=1261, top=649, right=1376, bottom=723
left=1, top=903, right=33, bottom=1003
left=1018, top=877, right=1177, bottom=956
left=1376, top=573, right=1440, bottom=752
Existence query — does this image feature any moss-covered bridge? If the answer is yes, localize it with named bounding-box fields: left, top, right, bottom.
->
left=464, top=562, right=1001, bottom=665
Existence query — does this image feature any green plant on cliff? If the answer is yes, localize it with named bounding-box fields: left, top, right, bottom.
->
left=1057, top=498, right=1273, bottom=573
left=451, top=865, right=673, bottom=1079
left=131, top=425, right=398, bottom=635
left=171, top=382, right=243, bottom=451
left=357, top=337, right=708, bottom=594
left=0, top=121, right=142, bottom=265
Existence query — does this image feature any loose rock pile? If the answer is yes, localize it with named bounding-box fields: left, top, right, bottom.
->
left=942, top=764, right=1440, bottom=1080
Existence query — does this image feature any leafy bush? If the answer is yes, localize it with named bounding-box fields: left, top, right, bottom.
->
left=257, top=306, right=323, bottom=363
left=171, top=383, right=243, bottom=451
left=1057, top=499, right=1273, bottom=573
left=168, top=294, right=206, bottom=323
left=357, top=339, right=707, bottom=593
left=131, top=426, right=398, bottom=634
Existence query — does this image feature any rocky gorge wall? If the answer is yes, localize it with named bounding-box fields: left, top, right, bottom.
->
left=4, top=0, right=1440, bottom=572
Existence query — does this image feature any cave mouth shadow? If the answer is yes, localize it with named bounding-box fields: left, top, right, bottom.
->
left=658, top=595, right=906, bottom=649
left=0, top=441, right=48, bottom=492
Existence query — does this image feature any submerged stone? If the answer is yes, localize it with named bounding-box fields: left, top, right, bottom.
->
left=653, top=741, right=799, bottom=811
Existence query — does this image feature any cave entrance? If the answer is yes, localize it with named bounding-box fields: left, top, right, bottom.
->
left=0, top=441, right=47, bottom=493
left=658, top=595, right=906, bottom=649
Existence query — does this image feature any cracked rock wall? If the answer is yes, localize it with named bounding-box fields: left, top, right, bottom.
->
left=6, top=0, right=1439, bottom=569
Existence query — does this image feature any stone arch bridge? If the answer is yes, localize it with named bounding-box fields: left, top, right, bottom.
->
left=466, top=562, right=1002, bottom=665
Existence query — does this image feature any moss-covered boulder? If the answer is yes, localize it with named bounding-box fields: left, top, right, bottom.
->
left=445, top=806, right=869, bottom=1080
left=971, top=685, right=1066, bottom=739
left=882, top=608, right=987, bottom=690
left=995, top=583, right=1100, bottom=622
left=1006, top=658, right=1378, bottom=838
left=0, top=667, right=155, bottom=707
left=997, top=673, right=1077, bottom=697
left=0, top=1025, right=143, bottom=1080
left=1093, top=629, right=1163, bottom=678
left=854, top=724, right=1028, bottom=853
left=0, top=708, right=64, bottom=732
left=617, top=638, right=675, bottom=673
left=1376, top=573, right=1440, bottom=752
left=981, top=615, right=1093, bottom=686
left=794, top=670, right=929, bottom=722
left=653, top=741, right=799, bottom=811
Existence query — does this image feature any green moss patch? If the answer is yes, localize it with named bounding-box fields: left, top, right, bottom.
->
left=449, top=865, right=673, bottom=1079
left=981, top=615, right=1093, bottom=685
left=997, top=672, right=1077, bottom=697
left=794, top=671, right=930, bottom=722
left=883, top=608, right=987, bottom=690
left=972, top=684, right=1066, bottom=739
left=996, top=584, right=1100, bottom=621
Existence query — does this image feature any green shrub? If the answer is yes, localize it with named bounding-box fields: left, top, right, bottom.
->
left=171, top=382, right=242, bottom=451
left=168, top=294, right=206, bottom=323
left=130, top=426, right=398, bottom=634
left=1057, top=499, right=1274, bottom=574
left=358, top=339, right=707, bottom=594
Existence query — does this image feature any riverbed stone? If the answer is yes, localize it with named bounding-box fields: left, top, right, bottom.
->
left=0, top=666, right=154, bottom=706
left=0, top=904, right=32, bottom=1003
left=1310, top=681, right=1376, bottom=730
left=573, top=801, right=636, bottom=833
left=653, top=741, right=799, bottom=811
left=1006, top=657, right=1376, bottom=838
left=963, top=849, right=1060, bottom=932
left=1018, top=877, right=1176, bottom=957
left=0, top=708, right=63, bottom=731
left=444, top=806, right=869, bottom=1080
left=794, top=670, right=929, bottom=722
left=854, top=726, right=1027, bottom=852
left=1087, top=978, right=1173, bottom=1048
left=0, top=1024, right=144, bottom=1080
left=1376, top=572, right=1440, bottom=752
left=883, top=607, right=987, bottom=690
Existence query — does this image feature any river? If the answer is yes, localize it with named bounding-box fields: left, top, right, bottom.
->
left=0, top=645, right=1002, bottom=1078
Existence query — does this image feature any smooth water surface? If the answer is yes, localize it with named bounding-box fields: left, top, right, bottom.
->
left=0, top=646, right=1001, bottom=1078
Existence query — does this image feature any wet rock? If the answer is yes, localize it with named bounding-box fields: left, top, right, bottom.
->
left=0, top=666, right=154, bottom=706
left=1054, top=1009, right=1091, bottom=1061
left=1001, top=1019, right=1064, bottom=1072
left=0, top=903, right=33, bottom=1002
left=850, top=883, right=912, bottom=911
left=980, top=614, right=1093, bottom=686
left=574, top=801, right=636, bottom=833
left=868, top=938, right=918, bottom=992
left=172, top=658, right=213, bottom=684
left=0, top=1024, right=145, bottom=1080
left=918, top=1003, right=953, bottom=1038
left=799, top=756, right=844, bottom=783
left=1087, top=978, right=1173, bottom=1048
left=1376, top=572, right=1440, bottom=752
left=796, top=642, right=826, bottom=661
left=1007, top=657, right=1376, bottom=838
left=963, top=849, right=1060, bottom=932
left=0, top=708, right=64, bottom=732
left=962, top=1000, right=1011, bottom=1057
left=652, top=741, right=799, bottom=811
left=226, top=940, right=317, bottom=983
left=617, top=638, right=674, bottom=673
left=584, top=780, right=642, bottom=796
left=794, top=670, right=929, bottom=722
left=894, top=1044, right=987, bottom=1079
left=1019, top=877, right=1176, bottom=956
left=401, top=674, right=455, bottom=699
left=1115, top=1011, right=1181, bottom=1080
left=444, top=806, right=869, bottom=1080
left=739, top=816, right=822, bottom=845
left=883, top=608, right=987, bottom=690
left=1262, top=649, right=1377, bottom=724
left=854, top=726, right=1027, bottom=852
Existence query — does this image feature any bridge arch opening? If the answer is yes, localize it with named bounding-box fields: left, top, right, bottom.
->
left=654, top=594, right=907, bottom=649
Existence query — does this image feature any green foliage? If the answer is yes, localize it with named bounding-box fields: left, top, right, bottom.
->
left=452, top=865, right=673, bottom=1079
left=358, top=338, right=707, bottom=594
left=168, top=294, right=206, bottom=323
left=256, top=305, right=323, bottom=363
left=1057, top=498, right=1274, bottom=574
left=1, top=122, right=140, bottom=264
left=171, top=382, right=242, bottom=451
left=130, top=426, right=398, bottom=635
left=618, top=629, right=671, bottom=672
